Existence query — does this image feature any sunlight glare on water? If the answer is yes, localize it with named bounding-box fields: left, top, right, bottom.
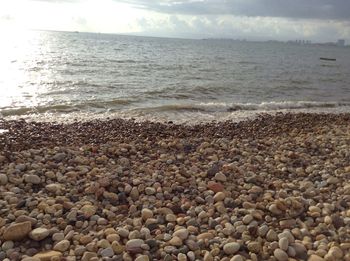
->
left=0, top=30, right=50, bottom=111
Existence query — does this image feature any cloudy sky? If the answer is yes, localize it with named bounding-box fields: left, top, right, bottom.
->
left=0, top=0, right=349, bottom=42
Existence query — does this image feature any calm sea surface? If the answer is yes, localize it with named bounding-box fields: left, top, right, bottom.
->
left=1, top=30, right=350, bottom=123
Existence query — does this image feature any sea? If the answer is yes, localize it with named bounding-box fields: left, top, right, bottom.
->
left=1, top=30, right=350, bottom=124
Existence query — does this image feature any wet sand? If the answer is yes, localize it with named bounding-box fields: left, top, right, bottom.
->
left=0, top=113, right=349, bottom=261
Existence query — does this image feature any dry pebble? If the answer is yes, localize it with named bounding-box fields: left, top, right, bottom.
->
left=0, top=113, right=350, bottom=260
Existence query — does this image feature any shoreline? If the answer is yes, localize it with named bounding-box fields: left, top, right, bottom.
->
left=0, top=112, right=350, bottom=260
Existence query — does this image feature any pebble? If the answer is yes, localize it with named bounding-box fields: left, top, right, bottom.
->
left=53, top=239, right=70, bottom=252
left=274, top=249, right=289, bottom=261
left=0, top=115, right=349, bottom=261
left=223, top=242, right=240, bottom=255
left=29, top=228, right=50, bottom=241
left=3, top=221, right=32, bottom=241
left=24, top=174, right=41, bottom=184
left=33, top=251, right=63, bottom=261
left=126, top=239, right=144, bottom=253
left=0, top=173, right=8, bottom=185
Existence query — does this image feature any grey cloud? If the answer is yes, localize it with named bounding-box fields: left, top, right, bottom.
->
left=119, top=0, right=350, bottom=20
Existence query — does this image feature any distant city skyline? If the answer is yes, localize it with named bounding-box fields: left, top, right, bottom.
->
left=0, top=0, right=349, bottom=43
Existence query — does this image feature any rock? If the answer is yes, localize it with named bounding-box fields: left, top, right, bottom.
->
left=207, top=182, right=224, bottom=193
left=53, top=152, right=66, bottom=161
left=3, top=221, right=32, bottom=241
left=126, top=239, right=144, bottom=253
left=203, top=251, right=213, bottom=261
left=279, top=219, right=296, bottom=229
left=173, top=228, right=189, bottom=240
left=81, top=252, right=97, bottom=261
left=33, top=251, right=63, bottom=261
left=278, top=237, right=289, bottom=251
left=242, top=214, right=253, bottom=224
left=0, top=173, right=8, bottom=185
left=81, top=205, right=96, bottom=218
left=274, top=249, right=289, bottom=261
left=169, top=236, right=182, bottom=246
left=141, top=208, right=153, bottom=220
left=145, top=187, right=156, bottom=195
left=308, top=254, right=325, bottom=261
left=214, top=172, right=227, bottom=182
left=328, top=246, right=343, bottom=259
left=45, top=184, right=61, bottom=193
left=117, top=228, right=129, bottom=238
left=135, top=255, right=149, bottom=261
left=100, top=247, right=114, bottom=257
left=130, top=187, right=139, bottom=200
left=29, top=228, right=50, bottom=241
left=230, top=255, right=243, bottom=261
left=247, top=241, right=261, bottom=254
left=53, top=239, right=70, bottom=252
left=223, top=242, right=240, bottom=255
left=213, top=192, right=225, bottom=202
left=22, top=257, right=41, bottom=261
left=266, top=229, right=278, bottom=241
left=24, top=174, right=41, bottom=184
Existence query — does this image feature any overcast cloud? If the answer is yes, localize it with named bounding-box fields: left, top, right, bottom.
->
left=120, top=0, right=350, bottom=20
left=1, top=0, right=349, bottom=42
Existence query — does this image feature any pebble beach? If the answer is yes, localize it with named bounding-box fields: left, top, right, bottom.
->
left=0, top=113, right=350, bottom=261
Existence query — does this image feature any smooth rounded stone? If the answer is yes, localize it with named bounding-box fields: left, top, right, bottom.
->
left=328, top=246, right=343, bottom=259
left=197, top=232, right=214, bottom=241
left=166, top=214, right=177, bottom=222
left=247, top=241, right=261, bottom=254
left=52, top=232, right=65, bottom=242
left=308, top=254, right=325, bottom=261
left=242, top=214, right=253, bottom=225
left=173, top=228, right=189, bottom=240
left=141, top=208, right=153, bottom=220
left=207, top=182, right=224, bottom=193
left=22, top=257, right=41, bottom=261
left=269, top=204, right=282, bottom=215
left=53, top=239, right=70, bottom=252
left=0, top=173, right=8, bottom=185
left=74, top=246, right=86, bottom=256
left=279, top=219, right=296, bottom=229
left=53, top=152, right=66, bottom=161
left=274, top=249, right=289, bottom=261
left=169, top=236, right=183, bottom=246
left=117, top=227, right=129, bottom=238
left=135, top=255, right=149, bottom=261
left=80, top=205, right=97, bottom=218
left=203, top=251, right=213, bottom=261
left=29, top=228, right=50, bottom=241
left=223, top=242, right=240, bottom=255
left=278, top=237, right=289, bottom=251
left=145, top=187, right=156, bottom=195
left=230, top=255, right=244, bottom=261
left=214, top=172, right=227, bottom=182
left=258, top=225, right=269, bottom=237
left=24, top=174, right=41, bottom=184
left=266, top=229, right=278, bottom=241
left=80, top=235, right=93, bottom=245
left=45, top=184, right=62, bottom=193
left=126, top=239, right=144, bottom=254
left=2, top=241, right=14, bottom=251
left=287, top=246, right=296, bottom=257
left=213, top=192, right=225, bottom=202
left=326, top=176, right=339, bottom=184
left=177, top=253, right=187, bottom=261
left=33, top=251, right=63, bottom=261
left=186, top=240, right=199, bottom=251
left=81, top=252, right=98, bottom=261
left=278, top=231, right=294, bottom=244
left=3, top=221, right=32, bottom=241
left=100, top=247, right=114, bottom=257
left=130, top=187, right=139, bottom=201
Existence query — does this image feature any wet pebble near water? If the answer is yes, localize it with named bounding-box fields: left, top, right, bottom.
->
left=0, top=113, right=350, bottom=260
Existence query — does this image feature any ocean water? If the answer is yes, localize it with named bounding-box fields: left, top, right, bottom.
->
left=1, top=30, right=350, bottom=123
